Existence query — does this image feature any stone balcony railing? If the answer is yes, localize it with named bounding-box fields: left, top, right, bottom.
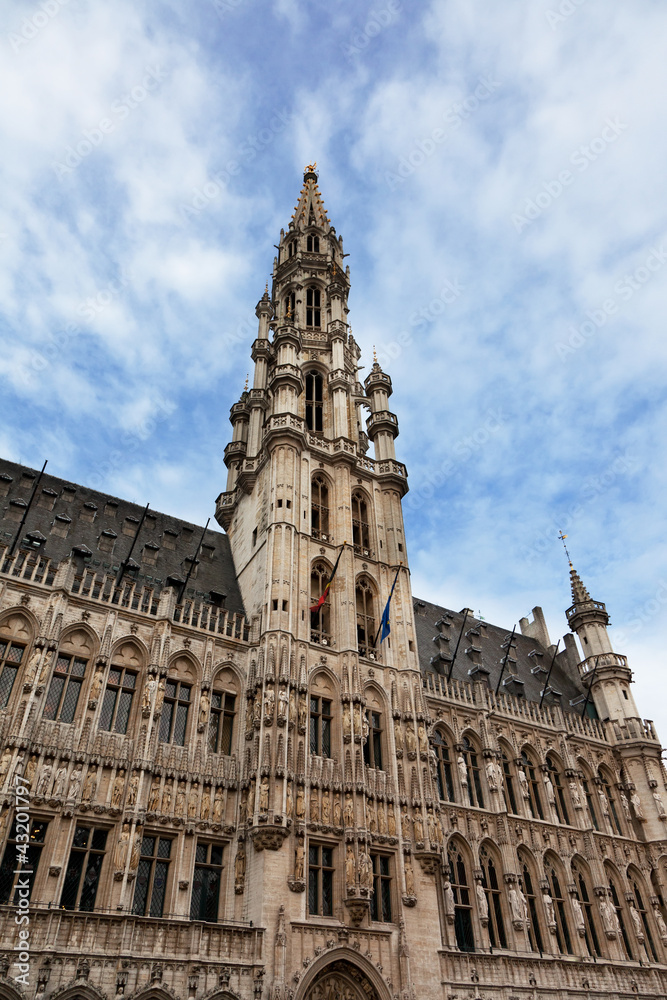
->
left=579, top=651, right=628, bottom=674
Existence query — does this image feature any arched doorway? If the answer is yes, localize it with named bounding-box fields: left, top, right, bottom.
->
left=302, top=958, right=383, bottom=1000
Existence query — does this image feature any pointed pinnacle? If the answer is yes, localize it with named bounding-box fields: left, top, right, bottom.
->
left=569, top=563, right=592, bottom=605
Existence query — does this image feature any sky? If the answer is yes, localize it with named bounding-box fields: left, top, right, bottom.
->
left=1, top=1, right=667, bottom=742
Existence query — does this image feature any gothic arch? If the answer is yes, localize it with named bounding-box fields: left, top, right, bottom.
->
left=212, top=661, right=244, bottom=689
left=48, top=982, right=108, bottom=1000
left=362, top=680, right=390, bottom=714
left=295, top=948, right=392, bottom=1000
left=110, top=635, right=149, bottom=663
left=309, top=663, right=340, bottom=694
left=125, top=985, right=182, bottom=1000
left=0, top=982, right=23, bottom=1000
left=0, top=606, right=38, bottom=642
left=167, top=650, right=201, bottom=683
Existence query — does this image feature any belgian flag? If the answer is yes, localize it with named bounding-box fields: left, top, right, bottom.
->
left=310, top=541, right=346, bottom=612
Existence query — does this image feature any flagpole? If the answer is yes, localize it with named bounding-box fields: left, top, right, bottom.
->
left=309, top=540, right=346, bottom=612
left=538, top=639, right=561, bottom=709
left=495, top=624, right=517, bottom=696
left=447, top=608, right=470, bottom=681
left=372, top=562, right=402, bottom=648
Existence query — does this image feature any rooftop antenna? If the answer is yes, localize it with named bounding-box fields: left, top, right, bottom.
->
left=115, top=502, right=150, bottom=588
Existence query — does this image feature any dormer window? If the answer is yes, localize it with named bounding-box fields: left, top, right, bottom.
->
left=307, top=234, right=320, bottom=252
left=305, top=372, right=323, bottom=432
left=306, top=288, right=321, bottom=328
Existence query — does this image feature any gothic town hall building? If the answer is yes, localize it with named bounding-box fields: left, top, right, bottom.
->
left=0, top=168, right=666, bottom=1000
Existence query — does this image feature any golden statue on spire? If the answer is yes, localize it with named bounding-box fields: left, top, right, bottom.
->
left=305, top=162, right=317, bottom=173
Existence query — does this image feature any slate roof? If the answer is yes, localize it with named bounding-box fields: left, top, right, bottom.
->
left=413, top=596, right=591, bottom=716
left=0, top=459, right=245, bottom=615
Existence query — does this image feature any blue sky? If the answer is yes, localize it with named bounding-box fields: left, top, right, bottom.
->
left=2, top=1, right=667, bottom=739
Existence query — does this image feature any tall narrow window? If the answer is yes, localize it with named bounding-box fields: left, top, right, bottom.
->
left=308, top=844, right=333, bottom=916
left=480, top=845, right=507, bottom=948
left=521, top=751, right=544, bottom=820
left=518, top=856, right=544, bottom=953
left=310, top=696, right=332, bottom=757
left=0, top=819, right=48, bottom=904
left=501, top=752, right=518, bottom=814
left=99, top=666, right=136, bottom=734
left=545, top=861, right=573, bottom=955
left=209, top=692, right=236, bottom=755
left=0, top=639, right=24, bottom=708
left=363, top=710, right=383, bottom=769
left=306, top=287, right=321, bottom=327
left=310, top=562, right=332, bottom=644
left=448, top=843, right=475, bottom=952
left=599, top=769, right=623, bottom=835
left=370, top=854, right=392, bottom=922
left=355, top=579, right=376, bottom=658
left=305, top=373, right=324, bottom=432
left=44, top=653, right=87, bottom=723
left=432, top=730, right=455, bottom=802
left=306, top=234, right=320, bottom=252
left=351, top=491, right=370, bottom=555
left=284, top=291, right=295, bottom=319
left=572, top=860, right=601, bottom=957
left=546, top=756, right=570, bottom=825
left=60, top=826, right=107, bottom=911
left=133, top=835, right=172, bottom=917
left=461, top=736, right=485, bottom=808
left=631, top=876, right=658, bottom=962
left=608, top=877, right=633, bottom=959
left=159, top=681, right=191, bottom=745
left=581, top=771, right=599, bottom=830
left=191, top=842, right=224, bottom=922
left=311, top=475, right=329, bottom=538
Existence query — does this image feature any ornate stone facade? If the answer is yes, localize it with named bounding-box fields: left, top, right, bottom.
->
left=0, top=168, right=665, bottom=1000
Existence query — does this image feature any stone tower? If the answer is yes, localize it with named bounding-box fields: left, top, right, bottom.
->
left=215, top=166, right=432, bottom=985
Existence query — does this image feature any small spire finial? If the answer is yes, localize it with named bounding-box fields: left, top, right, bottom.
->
left=244, top=374, right=249, bottom=392
left=265, top=280, right=269, bottom=294
left=558, top=530, right=571, bottom=564
left=305, top=162, right=317, bottom=173
left=373, top=345, right=377, bottom=362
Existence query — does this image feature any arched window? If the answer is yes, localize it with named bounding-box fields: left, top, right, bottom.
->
left=598, top=768, right=623, bottom=835
left=461, top=735, right=485, bottom=808
left=306, top=234, right=320, bottom=252
left=447, top=840, right=475, bottom=952
left=284, top=291, right=295, bottom=319
left=100, top=642, right=141, bottom=735
left=580, top=765, right=599, bottom=830
left=520, top=750, right=544, bottom=820
left=355, top=578, right=376, bottom=659
left=571, top=858, right=602, bottom=958
left=44, top=629, right=94, bottom=724
left=305, top=372, right=324, bottom=432
left=287, top=239, right=297, bottom=258
left=432, top=730, right=454, bottom=802
left=607, top=870, right=633, bottom=959
left=351, top=491, right=371, bottom=555
left=546, top=755, right=570, bottom=825
left=500, top=749, right=518, bottom=814
left=310, top=562, right=332, bottom=645
left=209, top=666, right=239, bottom=756
left=630, top=870, right=659, bottom=962
left=545, top=857, right=573, bottom=954
left=311, top=475, right=329, bottom=538
left=306, top=287, right=321, bottom=328
left=0, top=636, right=26, bottom=708
left=159, top=655, right=197, bottom=746
left=518, top=850, right=544, bottom=953
left=479, top=843, right=507, bottom=948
